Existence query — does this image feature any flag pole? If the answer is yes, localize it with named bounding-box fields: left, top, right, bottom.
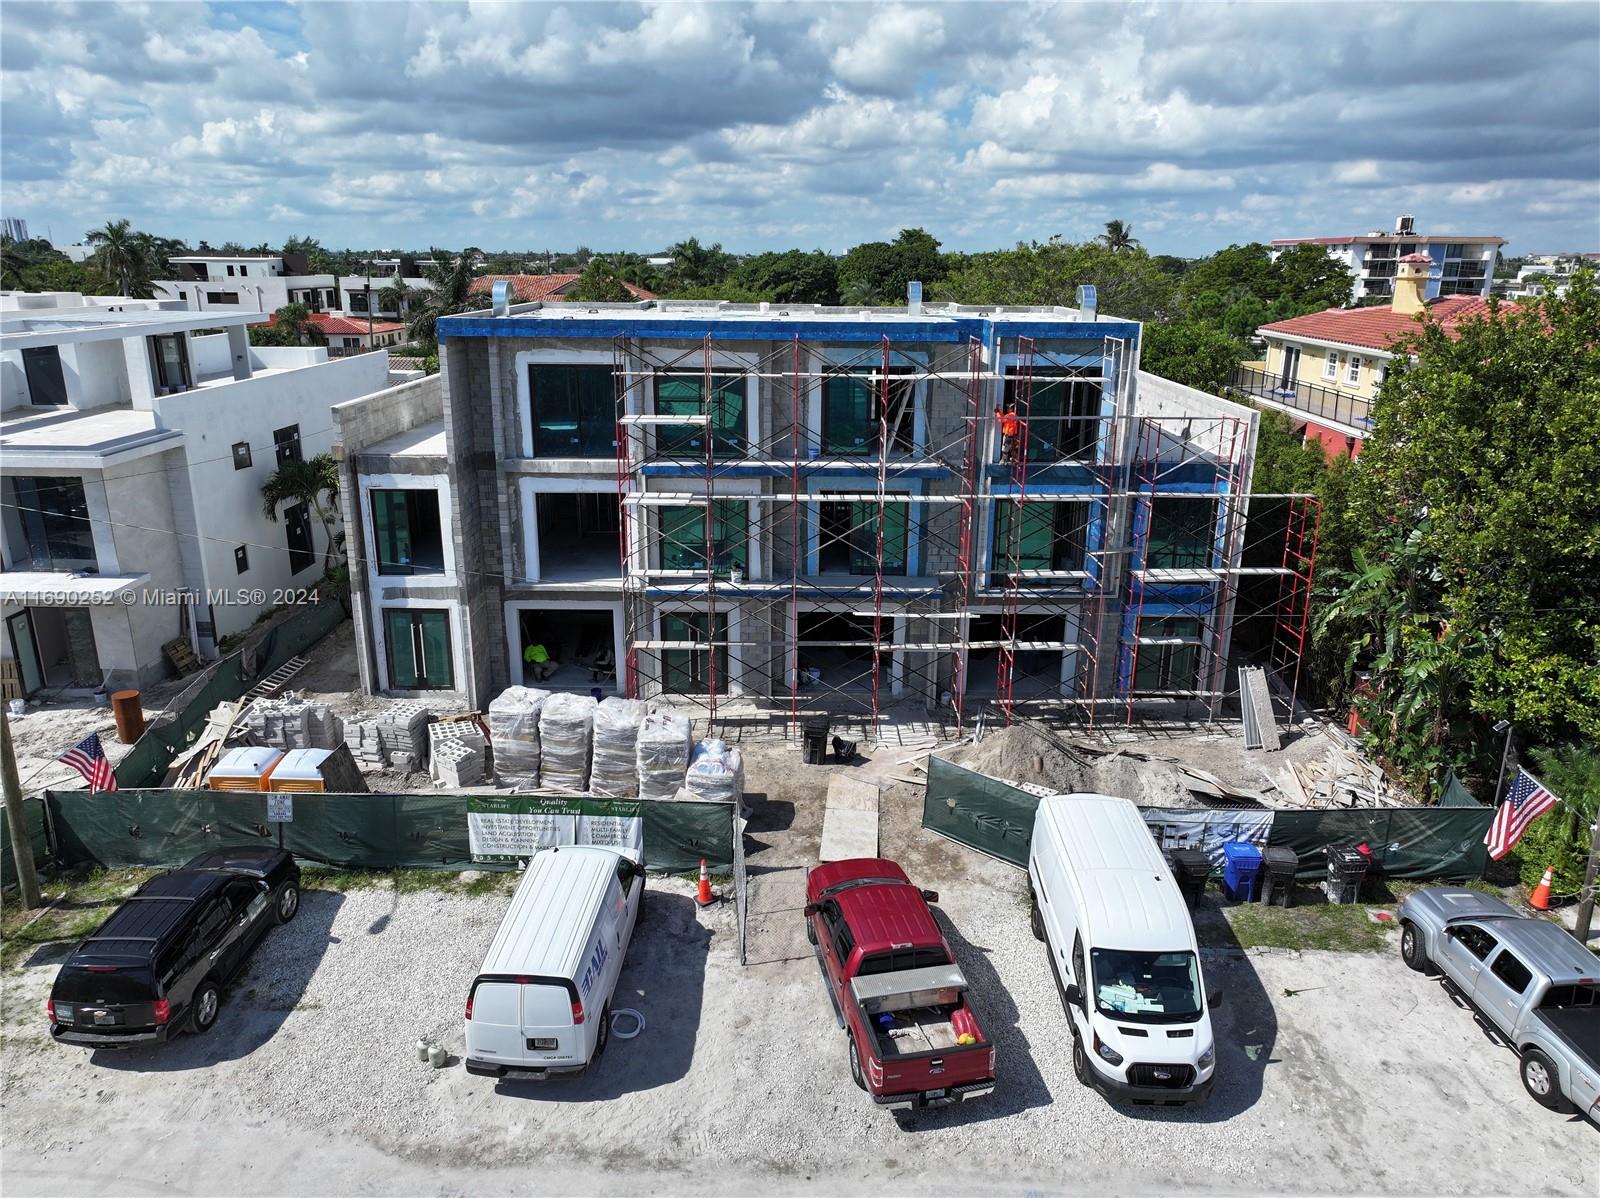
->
left=0, top=705, right=43, bottom=910
left=1575, top=813, right=1600, bottom=947
left=1491, top=719, right=1515, bottom=807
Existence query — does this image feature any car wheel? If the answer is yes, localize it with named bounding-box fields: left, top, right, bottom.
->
left=276, top=882, right=301, bottom=924
left=848, top=1036, right=867, bottom=1091
left=1520, top=1049, right=1567, bottom=1111
left=1030, top=894, right=1045, bottom=941
left=596, top=1002, right=611, bottom=1059
left=1072, top=1030, right=1092, bottom=1087
left=1399, top=922, right=1429, bottom=972
left=191, top=980, right=221, bottom=1035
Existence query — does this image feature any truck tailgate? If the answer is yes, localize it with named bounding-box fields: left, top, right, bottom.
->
left=851, top=965, right=995, bottom=1100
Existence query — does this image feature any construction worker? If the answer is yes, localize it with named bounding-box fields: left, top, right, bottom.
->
left=523, top=640, right=557, bottom=682
left=996, top=402, right=1021, bottom=465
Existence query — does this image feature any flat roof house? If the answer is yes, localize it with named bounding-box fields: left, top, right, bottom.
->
left=336, top=291, right=1321, bottom=728
left=1271, top=214, right=1504, bottom=303
left=155, top=253, right=338, bottom=315
left=1, top=297, right=389, bottom=694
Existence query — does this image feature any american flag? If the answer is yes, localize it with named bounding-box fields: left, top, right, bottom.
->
left=1484, top=767, right=1557, bottom=860
left=56, top=733, right=118, bottom=793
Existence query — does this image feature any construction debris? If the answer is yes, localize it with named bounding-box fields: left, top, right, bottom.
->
left=637, top=712, right=692, bottom=800
left=539, top=693, right=596, bottom=791
left=488, top=686, right=549, bottom=789
left=1290, top=726, right=1401, bottom=808
left=1238, top=666, right=1281, bottom=752
left=591, top=697, right=646, bottom=797
left=347, top=703, right=431, bottom=773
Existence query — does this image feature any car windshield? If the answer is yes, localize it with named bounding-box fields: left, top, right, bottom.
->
left=1090, top=948, right=1203, bottom=1024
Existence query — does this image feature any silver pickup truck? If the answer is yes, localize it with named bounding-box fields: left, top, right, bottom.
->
left=1397, top=887, right=1599, bottom=1118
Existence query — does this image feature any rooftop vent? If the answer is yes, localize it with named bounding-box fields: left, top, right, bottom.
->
left=491, top=280, right=512, bottom=317
left=1076, top=284, right=1097, bottom=320
left=1396, top=214, right=1416, bottom=235
left=907, top=280, right=923, bottom=316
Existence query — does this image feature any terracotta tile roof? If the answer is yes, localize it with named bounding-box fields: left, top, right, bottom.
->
left=467, top=273, right=658, bottom=302
left=308, top=313, right=406, bottom=337
left=1258, top=296, right=1512, bottom=353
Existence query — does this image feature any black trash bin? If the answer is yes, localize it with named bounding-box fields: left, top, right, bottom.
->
left=1165, top=848, right=1210, bottom=909
left=1261, top=846, right=1299, bottom=907
left=1324, top=845, right=1371, bottom=904
left=802, top=717, right=830, bottom=765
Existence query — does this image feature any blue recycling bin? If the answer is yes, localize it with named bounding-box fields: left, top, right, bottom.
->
left=1221, top=841, right=1264, bottom=901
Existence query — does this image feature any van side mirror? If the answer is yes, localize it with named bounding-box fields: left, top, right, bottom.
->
left=920, top=889, right=939, bottom=903
left=1063, top=983, right=1082, bottom=1007
left=803, top=903, right=820, bottom=918
left=1207, top=989, right=1224, bottom=1009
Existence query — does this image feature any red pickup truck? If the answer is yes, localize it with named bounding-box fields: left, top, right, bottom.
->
left=805, top=857, right=996, bottom=1110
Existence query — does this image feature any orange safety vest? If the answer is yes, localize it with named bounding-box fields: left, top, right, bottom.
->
left=998, top=412, right=1021, bottom=436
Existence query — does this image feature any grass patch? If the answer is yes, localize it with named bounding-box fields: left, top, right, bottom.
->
left=1, top=868, right=159, bottom=973
left=300, top=866, right=515, bottom=898
left=1195, top=897, right=1395, bottom=954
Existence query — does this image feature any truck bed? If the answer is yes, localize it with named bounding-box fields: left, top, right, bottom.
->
left=875, top=1007, right=962, bottom=1057
left=1535, top=1006, right=1600, bottom=1072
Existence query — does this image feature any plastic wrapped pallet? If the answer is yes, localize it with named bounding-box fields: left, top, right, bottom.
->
left=590, top=697, right=646, bottom=797
left=682, top=737, right=744, bottom=804
left=488, top=686, right=548, bottom=788
left=539, top=692, right=597, bottom=792
left=637, top=712, right=693, bottom=800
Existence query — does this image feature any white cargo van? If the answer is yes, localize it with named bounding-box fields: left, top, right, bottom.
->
left=464, top=845, right=643, bottom=1079
left=1028, top=793, right=1216, bottom=1105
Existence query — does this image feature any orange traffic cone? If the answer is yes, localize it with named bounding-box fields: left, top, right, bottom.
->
left=1529, top=865, right=1554, bottom=911
left=696, top=858, right=714, bottom=907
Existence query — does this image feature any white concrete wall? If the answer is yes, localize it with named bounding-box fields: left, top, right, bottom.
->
left=153, top=351, right=390, bottom=640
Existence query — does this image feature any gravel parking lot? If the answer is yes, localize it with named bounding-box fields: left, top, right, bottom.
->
left=3, top=829, right=1593, bottom=1197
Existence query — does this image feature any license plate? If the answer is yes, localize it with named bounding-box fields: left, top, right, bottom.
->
left=529, top=1037, right=558, bottom=1050
left=93, top=1011, right=115, bottom=1025
left=925, top=1088, right=947, bottom=1100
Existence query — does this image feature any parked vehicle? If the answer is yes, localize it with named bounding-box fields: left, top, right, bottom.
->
left=464, top=845, right=643, bottom=1079
left=48, top=846, right=301, bottom=1048
left=804, top=857, right=995, bottom=1110
left=1397, top=886, right=1599, bottom=1117
left=1028, top=793, right=1216, bottom=1105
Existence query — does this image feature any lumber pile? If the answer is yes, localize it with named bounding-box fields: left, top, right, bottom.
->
left=1289, top=726, right=1401, bottom=808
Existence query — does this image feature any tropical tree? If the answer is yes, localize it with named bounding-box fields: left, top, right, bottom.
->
left=730, top=249, right=840, bottom=305
left=260, top=452, right=343, bottom=575
left=1, top=236, right=70, bottom=289
left=1099, top=219, right=1140, bottom=252
left=565, top=258, right=635, bottom=302
left=250, top=302, right=326, bottom=348
left=1139, top=319, right=1246, bottom=393
left=837, top=228, right=945, bottom=306
left=938, top=238, right=1177, bottom=322
left=86, top=219, right=155, bottom=297
left=663, top=238, right=735, bottom=292
left=378, top=274, right=413, bottom=318
left=405, top=247, right=482, bottom=343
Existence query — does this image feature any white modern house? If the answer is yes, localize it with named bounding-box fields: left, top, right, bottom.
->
left=338, top=257, right=437, bottom=321
left=154, top=254, right=339, bottom=314
left=1, top=296, right=388, bottom=695
left=1271, top=214, right=1503, bottom=302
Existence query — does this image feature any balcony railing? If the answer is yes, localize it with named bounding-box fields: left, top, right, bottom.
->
left=1226, top=365, right=1373, bottom=432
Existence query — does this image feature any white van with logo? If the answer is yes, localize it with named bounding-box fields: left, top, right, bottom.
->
left=464, top=845, right=643, bottom=1079
left=1028, top=793, right=1216, bottom=1105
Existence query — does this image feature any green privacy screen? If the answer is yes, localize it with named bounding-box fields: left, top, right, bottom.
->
left=114, top=652, right=251, bottom=789
left=44, top=790, right=732, bottom=874
left=0, top=796, right=52, bottom=891
left=921, top=756, right=1493, bottom=881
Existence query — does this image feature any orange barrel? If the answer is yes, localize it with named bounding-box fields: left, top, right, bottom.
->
left=111, top=690, right=145, bottom=743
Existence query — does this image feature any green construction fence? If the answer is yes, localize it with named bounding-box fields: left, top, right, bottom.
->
left=42, top=789, right=733, bottom=875
left=922, top=756, right=1494, bottom=882
left=0, top=797, right=53, bottom=892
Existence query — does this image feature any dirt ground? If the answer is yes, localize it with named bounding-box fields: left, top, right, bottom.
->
left=3, top=740, right=1594, bottom=1197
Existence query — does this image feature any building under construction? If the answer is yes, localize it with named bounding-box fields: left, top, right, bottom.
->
left=337, top=294, right=1317, bottom=735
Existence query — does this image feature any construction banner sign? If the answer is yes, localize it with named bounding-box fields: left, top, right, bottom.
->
left=467, top=795, right=643, bottom=863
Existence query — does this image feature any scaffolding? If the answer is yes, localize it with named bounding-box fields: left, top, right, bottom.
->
left=610, top=329, right=1320, bottom=737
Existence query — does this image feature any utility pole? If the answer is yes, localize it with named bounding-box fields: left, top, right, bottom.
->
left=1575, top=813, right=1600, bottom=947
left=1, top=705, right=43, bottom=910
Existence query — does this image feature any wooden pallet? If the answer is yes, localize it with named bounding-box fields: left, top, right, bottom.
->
left=0, top=660, right=21, bottom=703
left=163, top=638, right=204, bottom=677
left=245, top=655, right=309, bottom=701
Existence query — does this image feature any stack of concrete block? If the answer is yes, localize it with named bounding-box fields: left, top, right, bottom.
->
left=345, top=721, right=391, bottom=770
left=682, top=737, right=744, bottom=804
left=539, top=693, right=596, bottom=792
left=637, top=712, right=693, bottom=800
left=244, top=692, right=344, bottom=750
left=347, top=702, right=431, bottom=773
left=488, top=686, right=549, bottom=789
left=590, top=697, right=646, bottom=797
left=431, top=738, right=484, bottom=788
left=429, top=720, right=486, bottom=787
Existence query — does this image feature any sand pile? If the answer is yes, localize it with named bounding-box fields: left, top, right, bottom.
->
left=941, top=724, right=1199, bottom=808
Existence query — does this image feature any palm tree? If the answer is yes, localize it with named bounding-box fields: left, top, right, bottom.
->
left=378, top=275, right=412, bottom=319
left=260, top=452, right=343, bottom=575
left=406, top=247, right=482, bottom=343
left=1098, top=220, right=1141, bottom=253
left=86, top=219, right=155, bottom=296
left=270, top=303, right=326, bottom=347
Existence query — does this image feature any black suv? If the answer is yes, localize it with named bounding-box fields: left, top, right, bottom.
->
left=48, top=847, right=301, bottom=1048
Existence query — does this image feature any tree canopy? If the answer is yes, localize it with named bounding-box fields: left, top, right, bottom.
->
left=565, top=258, right=635, bottom=303
left=938, top=237, right=1176, bottom=322
left=837, top=228, right=944, bottom=305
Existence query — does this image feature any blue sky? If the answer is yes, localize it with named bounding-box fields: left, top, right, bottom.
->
left=2, top=1, right=1597, bottom=256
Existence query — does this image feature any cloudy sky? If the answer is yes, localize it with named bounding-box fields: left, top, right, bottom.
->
left=3, top=1, right=1597, bottom=256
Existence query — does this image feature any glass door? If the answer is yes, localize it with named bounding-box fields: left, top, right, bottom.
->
left=6, top=611, right=44, bottom=695
left=384, top=609, right=454, bottom=690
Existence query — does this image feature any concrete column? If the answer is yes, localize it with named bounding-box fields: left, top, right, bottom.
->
left=225, top=325, right=253, bottom=380
left=122, top=336, right=156, bottom=409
